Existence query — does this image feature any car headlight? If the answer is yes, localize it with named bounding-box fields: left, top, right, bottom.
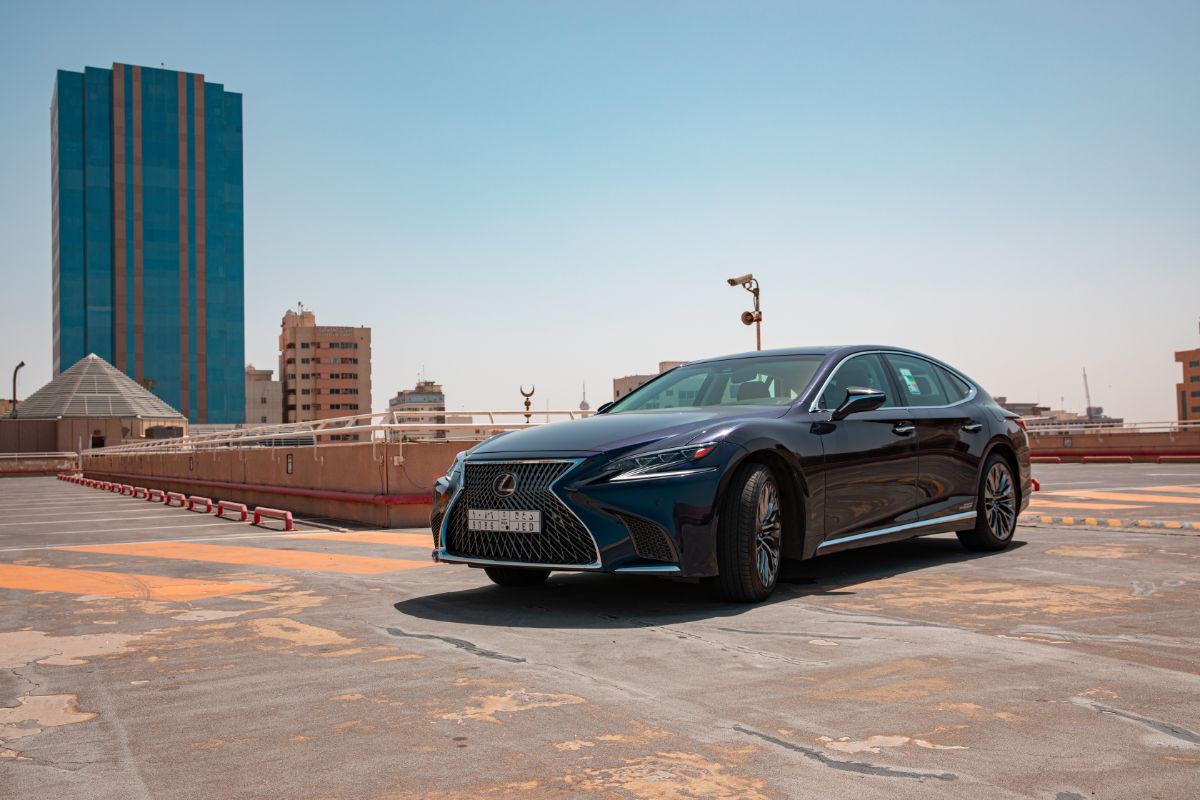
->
left=608, top=443, right=718, bottom=482
left=444, top=451, right=466, bottom=482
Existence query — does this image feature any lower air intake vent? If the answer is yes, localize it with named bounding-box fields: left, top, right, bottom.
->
left=617, top=513, right=678, bottom=562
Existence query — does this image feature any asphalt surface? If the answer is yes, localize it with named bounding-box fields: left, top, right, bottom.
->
left=2, top=470, right=1199, bottom=799
left=1030, top=462, right=1200, bottom=523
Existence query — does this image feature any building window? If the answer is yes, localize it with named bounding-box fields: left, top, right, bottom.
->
left=260, top=397, right=266, bottom=404
left=301, top=403, right=311, bottom=411
left=300, top=342, right=310, bottom=349
left=1192, top=376, right=1200, bottom=383
left=301, top=358, right=310, bottom=364
left=260, top=416, right=267, bottom=423
left=285, top=358, right=295, bottom=365
left=1194, top=406, right=1200, bottom=413
left=1191, top=360, right=1200, bottom=367
left=301, top=389, right=311, bottom=395
left=1192, top=390, right=1200, bottom=398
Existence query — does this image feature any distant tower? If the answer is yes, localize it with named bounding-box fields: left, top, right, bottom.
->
left=579, top=382, right=591, bottom=413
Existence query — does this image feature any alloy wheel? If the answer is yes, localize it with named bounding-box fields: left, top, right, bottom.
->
left=983, top=462, right=1016, bottom=540
left=755, top=478, right=782, bottom=586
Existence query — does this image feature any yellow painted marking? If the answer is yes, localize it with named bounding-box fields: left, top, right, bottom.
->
left=0, top=564, right=266, bottom=601
left=58, top=542, right=435, bottom=575
left=1046, top=491, right=1200, bottom=505
left=1084, top=517, right=1098, bottom=526
left=1061, top=517, right=1075, bottom=524
left=1040, top=516, right=1054, bottom=523
left=287, top=531, right=434, bottom=548
left=1108, top=519, right=1122, bottom=526
left=1164, top=521, right=1182, bottom=529
left=1029, top=500, right=1147, bottom=510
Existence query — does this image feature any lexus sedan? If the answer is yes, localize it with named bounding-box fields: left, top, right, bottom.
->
left=431, top=346, right=1031, bottom=602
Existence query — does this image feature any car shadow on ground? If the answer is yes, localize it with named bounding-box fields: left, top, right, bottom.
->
left=392, top=534, right=1027, bottom=630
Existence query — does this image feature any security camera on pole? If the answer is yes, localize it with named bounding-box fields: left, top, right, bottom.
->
left=726, top=274, right=762, bottom=351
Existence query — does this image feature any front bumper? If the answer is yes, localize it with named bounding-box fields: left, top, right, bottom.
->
left=430, top=451, right=731, bottom=577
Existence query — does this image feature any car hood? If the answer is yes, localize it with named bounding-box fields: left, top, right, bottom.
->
left=470, top=407, right=787, bottom=455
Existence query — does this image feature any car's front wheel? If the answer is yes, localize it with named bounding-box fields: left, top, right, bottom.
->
left=715, top=463, right=783, bottom=603
left=483, top=566, right=550, bottom=587
left=958, top=453, right=1018, bottom=551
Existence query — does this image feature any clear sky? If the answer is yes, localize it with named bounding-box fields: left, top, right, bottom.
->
left=2, top=1, right=1197, bottom=421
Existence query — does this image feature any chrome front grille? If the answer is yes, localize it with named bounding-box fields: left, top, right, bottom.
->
left=445, top=461, right=598, bottom=566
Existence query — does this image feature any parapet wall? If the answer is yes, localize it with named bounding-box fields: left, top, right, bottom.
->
left=1029, top=428, right=1200, bottom=462
left=82, top=441, right=467, bottom=527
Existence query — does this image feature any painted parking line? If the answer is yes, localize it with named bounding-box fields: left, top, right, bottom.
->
left=0, top=563, right=267, bottom=601
left=1043, top=491, right=1200, bottom=505
left=287, top=531, right=434, bottom=548
left=58, top=541, right=436, bottom=575
left=1028, top=500, right=1148, bottom=510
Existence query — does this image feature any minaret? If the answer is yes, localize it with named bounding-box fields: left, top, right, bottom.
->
left=579, top=382, right=591, bottom=415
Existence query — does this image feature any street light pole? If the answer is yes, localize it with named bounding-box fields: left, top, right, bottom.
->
left=726, top=274, right=763, bottom=351
left=11, top=361, right=24, bottom=418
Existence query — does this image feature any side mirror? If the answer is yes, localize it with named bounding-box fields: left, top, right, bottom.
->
left=831, top=387, right=886, bottom=421
left=595, top=401, right=614, bottom=415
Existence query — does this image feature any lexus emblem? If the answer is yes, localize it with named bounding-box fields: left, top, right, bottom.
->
left=492, top=472, right=517, bottom=498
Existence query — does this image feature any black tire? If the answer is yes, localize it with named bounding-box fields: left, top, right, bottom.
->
left=715, top=463, right=784, bottom=603
left=957, top=453, right=1018, bottom=552
left=483, top=566, right=551, bottom=587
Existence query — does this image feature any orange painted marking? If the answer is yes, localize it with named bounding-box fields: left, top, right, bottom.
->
left=58, top=541, right=433, bottom=575
left=1046, top=491, right=1200, bottom=505
left=1029, top=500, right=1147, bottom=511
left=288, top=531, right=434, bottom=548
left=0, top=564, right=266, bottom=601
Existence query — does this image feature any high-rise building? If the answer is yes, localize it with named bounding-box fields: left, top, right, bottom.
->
left=388, top=380, right=446, bottom=439
left=612, top=361, right=687, bottom=400
left=279, top=307, right=371, bottom=422
left=1177, top=347, right=1200, bottom=422
left=51, top=63, right=245, bottom=423
left=245, top=365, right=282, bottom=426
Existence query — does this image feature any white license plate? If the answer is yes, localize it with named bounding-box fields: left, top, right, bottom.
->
left=467, top=509, right=542, bottom=533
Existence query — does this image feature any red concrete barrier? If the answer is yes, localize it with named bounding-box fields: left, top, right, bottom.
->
left=1031, top=478, right=1040, bottom=492
left=109, top=483, right=122, bottom=493
left=165, top=492, right=187, bottom=508
left=216, top=500, right=249, bottom=522
left=132, top=486, right=149, bottom=499
left=1158, top=455, right=1200, bottom=463
left=121, top=484, right=136, bottom=496
left=1030, top=456, right=1062, bottom=464
left=187, top=495, right=214, bottom=513
left=1081, top=455, right=1135, bottom=464
left=147, top=488, right=166, bottom=503
left=253, top=507, right=294, bottom=531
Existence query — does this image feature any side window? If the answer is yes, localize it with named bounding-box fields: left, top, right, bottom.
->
left=884, top=354, right=949, bottom=407
left=937, top=366, right=972, bottom=403
left=820, top=354, right=891, bottom=410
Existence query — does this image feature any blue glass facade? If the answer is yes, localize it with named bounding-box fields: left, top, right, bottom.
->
left=51, top=63, right=244, bottom=423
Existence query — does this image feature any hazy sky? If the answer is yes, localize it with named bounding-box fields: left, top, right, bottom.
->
left=2, top=1, right=1197, bottom=421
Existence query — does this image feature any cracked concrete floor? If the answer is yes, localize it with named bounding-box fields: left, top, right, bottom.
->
left=1, top=477, right=1199, bottom=798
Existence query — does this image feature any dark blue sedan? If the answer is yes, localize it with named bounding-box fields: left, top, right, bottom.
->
left=431, top=346, right=1031, bottom=602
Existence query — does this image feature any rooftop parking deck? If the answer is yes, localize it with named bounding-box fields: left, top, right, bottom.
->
left=1, top=467, right=1199, bottom=798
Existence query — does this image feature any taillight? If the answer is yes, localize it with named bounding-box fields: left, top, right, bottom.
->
left=1013, top=417, right=1028, bottom=433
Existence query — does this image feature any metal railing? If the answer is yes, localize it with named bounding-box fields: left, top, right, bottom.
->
left=1026, top=419, right=1200, bottom=436
left=82, top=410, right=587, bottom=456
left=0, top=452, right=79, bottom=461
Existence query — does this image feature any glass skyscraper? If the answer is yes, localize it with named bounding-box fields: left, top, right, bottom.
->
left=51, top=63, right=244, bottom=423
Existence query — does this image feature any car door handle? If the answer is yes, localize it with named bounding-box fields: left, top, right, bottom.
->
left=961, top=422, right=983, bottom=433
left=892, top=422, right=915, bottom=436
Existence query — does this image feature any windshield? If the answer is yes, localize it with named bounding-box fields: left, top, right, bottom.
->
left=608, top=355, right=824, bottom=413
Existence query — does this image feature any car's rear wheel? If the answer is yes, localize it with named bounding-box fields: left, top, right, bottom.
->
left=957, top=453, right=1018, bottom=551
left=483, top=566, right=550, bottom=587
left=715, top=463, right=783, bottom=603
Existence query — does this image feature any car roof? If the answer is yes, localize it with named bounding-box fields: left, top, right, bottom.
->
left=685, top=345, right=926, bottom=365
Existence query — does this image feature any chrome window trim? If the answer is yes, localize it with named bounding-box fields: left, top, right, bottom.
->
left=816, top=510, right=977, bottom=551
left=613, top=564, right=682, bottom=574
left=808, top=350, right=979, bottom=413
left=439, top=458, right=602, bottom=569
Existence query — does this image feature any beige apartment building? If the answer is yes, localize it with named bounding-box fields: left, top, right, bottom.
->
left=245, top=365, right=283, bottom=426
left=279, top=307, right=372, bottom=423
left=612, top=361, right=687, bottom=401
left=388, top=380, right=446, bottom=440
left=1178, top=347, right=1200, bottom=422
